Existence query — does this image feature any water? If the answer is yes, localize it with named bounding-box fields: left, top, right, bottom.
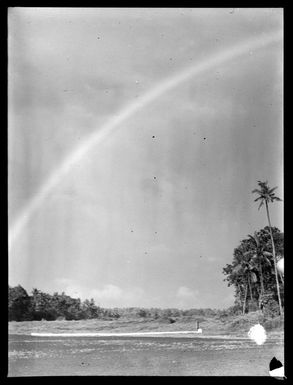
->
left=8, top=334, right=284, bottom=376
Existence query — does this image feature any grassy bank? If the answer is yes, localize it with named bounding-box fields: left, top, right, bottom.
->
left=9, top=311, right=284, bottom=338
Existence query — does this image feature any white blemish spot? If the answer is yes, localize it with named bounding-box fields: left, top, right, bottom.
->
left=248, top=324, right=267, bottom=345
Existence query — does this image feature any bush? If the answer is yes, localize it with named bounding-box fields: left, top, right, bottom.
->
left=138, top=309, right=148, bottom=318
left=248, top=300, right=259, bottom=313
left=263, top=315, right=284, bottom=330
left=229, top=311, right=265, bottom=331
left=9, top=286, right=32, bottom=321
left=262, top=295, right=280, bottom=318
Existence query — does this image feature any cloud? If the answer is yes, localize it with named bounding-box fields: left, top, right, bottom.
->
left=175, top=286, right=199, bottom=309
left=54, top=279, right=144, bottom=307
left=176, top=286, right=196, bottom=299
left=91, top=285, right=145, bottom=307
left=90, top=284, right=123, bottom=301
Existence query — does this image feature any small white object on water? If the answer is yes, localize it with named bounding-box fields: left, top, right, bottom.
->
left=248, top=324, right=267, bottom=345
left=197, top=328, right=203, bottom=334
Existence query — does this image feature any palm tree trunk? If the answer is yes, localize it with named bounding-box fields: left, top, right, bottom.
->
left=236, top=283, right=241, bottom=303
left=259, top=262, right=264, bottom=308
left=248, top=275, right=253, bottom=301
left=257, top=286, right=262, bottom=309
left=259, top=262, right=264, bottom=295
left=265, top=201, right=283, bottom=315
left=242, top=284, right=248, bottom=315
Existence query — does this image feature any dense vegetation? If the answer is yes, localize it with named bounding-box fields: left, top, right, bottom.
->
left=9, top=285, right=223, bottom=322
left=223, top=181, right=284, bottom=317
left=222, top=226, right=283, bottom=316
left=9, top=286, right=99, bottom=321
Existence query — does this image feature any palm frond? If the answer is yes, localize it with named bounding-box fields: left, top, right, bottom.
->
left=257, top=180, right=268, bottom=188
left=258, top=200, right=264, bottom=210
left=248, top=234, right=259, bottom=248
left=254, top=232, right=260, bottom=246
left=263, top=251, right=273, bottom=257
left=268, top=186, right=278, bottom=194
left=254, top=196, right=262, bottom=202
left=263, top=257, right=272, bottom=266
left=248, top=235, right=256, bottom=244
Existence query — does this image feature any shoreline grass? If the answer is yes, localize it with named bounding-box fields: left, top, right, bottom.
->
left=9, top=311, right=284, bottom=339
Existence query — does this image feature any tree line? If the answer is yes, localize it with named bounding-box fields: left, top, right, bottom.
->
left=222, top=226, right=283, bottom=316
left=9, top=287, right=102, bottom=321
left=222, top=181, right=284, bottom=317
left=9, top=285, right=228, bottom=322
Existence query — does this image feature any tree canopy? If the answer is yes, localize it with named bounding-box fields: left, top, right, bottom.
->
left=223, top=226, right=284, bottom=316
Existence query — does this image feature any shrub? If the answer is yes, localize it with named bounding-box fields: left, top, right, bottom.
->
left=138, top=309, right=148, bottom=318
left=263, top=315, right=284, bottom=330
left=262, top=295, right=280, bottom=318
left=229, top=311, right=265, bottom=331
left=9, top=286, right=32, bottom=321
left=248, top=300, right=259, bottom=313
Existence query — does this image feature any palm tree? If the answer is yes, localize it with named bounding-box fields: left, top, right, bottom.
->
left=246, top=231, right=273, bottom=309
left=233, top=257, right=257, bottom=314
left=232, top=264, right=247, bottom=314
left=252, top=181, right=283, bottom=315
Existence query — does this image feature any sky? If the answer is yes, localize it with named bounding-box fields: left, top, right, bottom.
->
left=8, top=8, right=283, bottom=309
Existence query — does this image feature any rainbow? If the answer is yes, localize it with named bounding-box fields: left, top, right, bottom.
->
left=9, top=31, right=282, bottom=250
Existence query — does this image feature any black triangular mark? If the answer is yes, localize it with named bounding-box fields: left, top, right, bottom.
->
left=270, top=357, right=283, bottom=371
